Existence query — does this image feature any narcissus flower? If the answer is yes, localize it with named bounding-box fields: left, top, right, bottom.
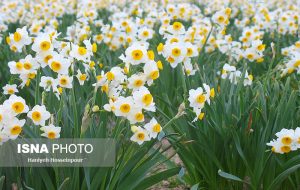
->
left=127, top=73, right=146, bottom=90
left=69, top=40, right=93, bottom=62
left=27, top=105, right=51, bottom=126
left=76, top=70, right=88, bottom=85
left=41, top=124, right=61, bottom=139
left=57, top=75, right=73, bottom=89
left=122, top=42, right=148, bottom=65
left=3, top=95, right=29, bottom=116
left=143, top=61, right=159, bottom=85
left=3, top=118, right=26, bottom=140
left=40, top=76, right=58, bottom=92
left=132, top=86, right=155, bottom=112
left=48, top=53, right=71, bottom=74
left=267, top=128, right=300, bottom=154
left=32, top=33, right=53, bottom=55
left=130, top=126, right=150, bottom=145
left=8, top=26, right=31, bottom=52
left=144, top=118, right=162, bottom=138
left=3, top=84, right=18, bottom=95
left=188, top=87, right=207, bottom=109
left=114, top=96, right=134, bottom=117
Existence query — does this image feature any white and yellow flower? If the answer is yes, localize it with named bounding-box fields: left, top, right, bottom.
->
left=122, top=42, right=148, bottom=65
left=3, top=84, right=18, bottom=95
left=8, top=26, right=31, bottom=52
left=32, top=33, right=53, bottom=55
left=130, top=126, right=150, bottom=145
left=27, top=105, right=51, bottom=126
left=132, top=86, right=155, bottom=112
left=113, top=96, right=134, bottom=117
left=3, top=95, right=29, bottom=116
left=3, top=118, right=26, bottom=140
left=49, top=53, right=71, bottom=74
left=57, top=75, right=73, bottom=89
left=40, top=124, right=61, bottom=139
left=144, top=118, right=162, bottom=138
left=76, top=70, right=88, bottom=85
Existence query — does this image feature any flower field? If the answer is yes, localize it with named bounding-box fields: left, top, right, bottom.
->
left=0, top=0, right=300, bottom=189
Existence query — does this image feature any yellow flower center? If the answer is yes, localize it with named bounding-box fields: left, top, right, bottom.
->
left=46, top=80, right=52, bottom=86
left=172, top=22, right=182, bottom=31
left=245, top=31, right=252, bottom=37
left=51, top=61, right=61, bottom=72
left=23, top=62, right=32, bottom=70
left=12, top=102, right=25, bottom=113
left=137, top=132, right=145, bottom=140
left=13, top=32, right=22, bottom=42
left=172, top=48, right=181, bottom=57
left=44, top=55, right=53, bottom=64
left=150, top=70, right=159, bottom=80
left=187, top=48, right=193, bottom=56
left=196, top=94, right=206, bottom=104
left=247, top=54, right=254, bottom=59
left=11, top=125, right=22, bottom=135
left=142, top=94, right=153, bottom=106
left=78, top=47, right=87, bottom=55
left=79, top=74, right=87, bottom=81
left=166, top=56, right=174, bottom=63
left=120, top=103, right=131, bottom=113
left=134, top=79, right=143, bottom=87
left=16, top=62, right=23, bottom=70
left=257, top=44, right=265, bottom=51
left=32, top=111, right=42, bottom=121
left=135, top=113, right=144, bottom=121
left=8, top=89, right=15, bottom=94
left=217, top=16, right=225, bottom=23
left=96, top=35, right=103, bottom=41
left=170, top=38, right=179, bottom=43
left=280, top=145, right=291, bottom=153
left=131, top=50, right=143, bottom=60
left=40, top=41, right=51, bottom=51
left=106, top=71, right=115, bottom=81
left=142, top=31, right=149, bottom=37
left=60, top=78, right=68, bottom=85
left=48, top=131, right=56, bottom=139
left=153, top=124, right=161, bottom=133
left=281, top=136, right=292, bottom=145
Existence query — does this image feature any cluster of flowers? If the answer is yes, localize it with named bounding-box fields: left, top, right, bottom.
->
left=4, top=0, right=300, bottom=146
left=267, top=128, right=300, bottom=154
left=98, top=41, right=162, bottom=144
left=188, top=84, right=215, bottom=122
left=7, top=23, right=97, bottom=93
left=280, top=41, right=300, bottom=76
left=220, top=64, right=253, bottom=86
left=0, top=94, right=61, bottom=145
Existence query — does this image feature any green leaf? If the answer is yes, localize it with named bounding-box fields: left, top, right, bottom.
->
left=267, top=164, right=300, bottom=190
left=58, top=177, right=70, bottom=190
left=133, top=167, right=181, bottom=190
left=218, top=170, right=243, bottom=183
left=0, top=176, right=5, bottom=190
